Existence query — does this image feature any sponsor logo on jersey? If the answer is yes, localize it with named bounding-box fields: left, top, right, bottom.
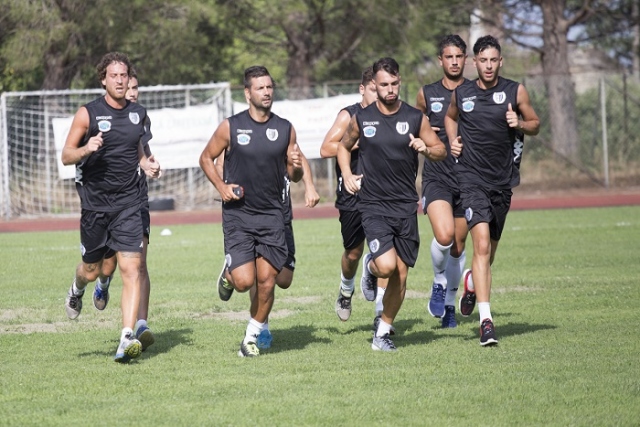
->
left=362, top=121, right=379, bottom=126
left=266, top=128, right=278, bottom=141
left=237, top=134, right=251, bottom=145
left=369, top=239, right=380, bottom=253
left=363, top=126, right=376, bottom=138
left=465, top=207, right=473, bottom=222
left=430, top=102, right=443, bottom=113
left=462, top=100, right=475, bottom=112
left=98, top=120, right=111, bottom=132
left=493, top=91, right=506, bottom=104
left=96, top=116, right=112, bottom=120
left=129, top=112, right=140, bottom=124
left=237, top=129, right=253, bottom=134
left=396, top=122, right=409, bottom=135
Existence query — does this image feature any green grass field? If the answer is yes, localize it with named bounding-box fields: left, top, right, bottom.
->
left=1, top=206, right=639, bottom=426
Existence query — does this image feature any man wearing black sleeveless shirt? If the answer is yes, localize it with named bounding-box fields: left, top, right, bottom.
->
left=337, top=57, right=446, bottom=351
left=445, top=36, right=540, bottom=346
left=415, top=34, right=470, bottom=328
left=320, top=67, right=390, bottom=324
left=61, top=52, right=158, bottom=363
left=93, top=68, right=158, bottom=352
left=200, top=66, right=303, bottom=357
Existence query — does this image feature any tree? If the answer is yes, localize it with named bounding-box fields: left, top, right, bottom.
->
left=469, top=0, right=627, bottom=161
left=0, top=0, right=234, bottom=90
left=218, top=0, right=469, bottom=98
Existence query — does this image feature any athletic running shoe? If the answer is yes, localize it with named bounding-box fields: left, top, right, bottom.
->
left=360, top=253, right=378, bottom=301
left=428, top=282, right=445, bottom=318
left=371, top=333, right=397, bottom=352
left=92, top=282, right=110, bottom=311
left=238, top=339, right=260, bottom=357
left=65, top=286, right=83, bottom=320
left=372, top=315, right=396, bottom=336
left=479, top=318, right=498, bottom=346
left=136, top=325, right=155, bottom=351
left=441, top=305, right=457, bottom=328
left=459, top=269, right=476, bottom=317
left=114, top=332, right=143, bottom=363
left=257, top=329, right=272, bottom=349
left=335, top=290, right=353, bottom=321
left=217, top=261, right=234, bottom=301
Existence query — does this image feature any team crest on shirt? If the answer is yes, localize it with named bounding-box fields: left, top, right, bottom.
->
left=363, top=126, right=376, bottom=137
left=266, top=128, right=278, bottom=141
left=465, top=207, right=473, bottom=222
left=430, top=102, right=443, bottom=113
left=462, top=100, right=475, bottom=112
left=493, top=92, right=506, bottom=104
left=396, top=122, right=409, bottom=135
left=237, top=134, right=251, bottom=145
left=129, top=112, right=140, bottom=124
left=98, top=120, right=111, bottom=132
left=369, top=239, right=380, bottom=254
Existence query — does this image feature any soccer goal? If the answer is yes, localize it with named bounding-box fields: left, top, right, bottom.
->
left=0, top=83, right=231, bottom=219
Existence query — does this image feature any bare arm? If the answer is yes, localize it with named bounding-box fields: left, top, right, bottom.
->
left=320, top=110, right=352, bottom=158
left=286, top=127, right=303, bottom=183
left=299, top=151, right=320, bottom=207
left=514, top=84, right=540, bottom=136
left=61, top=107, right=102, bottom=165
left=444, top=91, right=462, bottom=158
left=415, top=115, right=447, bottom=161
left=199, top=119, right=240, bottom=202
left=337, top=115, right=362, bottom=194
left=415, top=87, right=427, bottom=114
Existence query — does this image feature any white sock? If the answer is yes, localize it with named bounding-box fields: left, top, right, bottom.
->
left=97, top=276, right=111, bottom=290
left=340, top=272, right=355, bottom=296
left=478, top=302, right=492, bottom=322
left=431, top=238, right=452, bottom=286
left=71, top=280, right=85, bottom=296
left=375, top=286, right=386, bottom=316
left=444, top=251, right=465, bottom=306
left=262, top=322, right=270, bottom=332
left=121, top=327, right=134, bottom=340
left=245, top=318, right=263, bottom=343
left=134, top=319, right=147, bottom=332
left=376, top=318, right=392, bottom=337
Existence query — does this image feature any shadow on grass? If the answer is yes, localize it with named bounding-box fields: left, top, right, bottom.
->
left=265, top=324, right=331, bottom=354
left=457, top=318, right=557, bottom=343
left=78, top=328, right=193, bottom=360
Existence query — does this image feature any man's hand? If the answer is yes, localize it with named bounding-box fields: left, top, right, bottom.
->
left=408, top=133, right=427, bottom=154
left=85, top=132, right=103, bottom=155
left=141, top=154, right=162, bottom=178
left=450, top=136, right=462, bottom=158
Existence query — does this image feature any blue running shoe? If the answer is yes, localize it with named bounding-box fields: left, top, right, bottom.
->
left=93, top=281, right=110, bottom=311
left=441, top=305, right=457, bottom=328
left=136, top=325, right=155, bottom=351
left=257, top=329, right=272, bottom=349
left=428, top=282, right=445, bottom=318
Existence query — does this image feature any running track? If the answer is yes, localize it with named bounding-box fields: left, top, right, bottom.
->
left=1, top=188, right=639, bottom=233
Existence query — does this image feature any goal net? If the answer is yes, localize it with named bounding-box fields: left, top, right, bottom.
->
left=0, top=83, right=231, bottom=219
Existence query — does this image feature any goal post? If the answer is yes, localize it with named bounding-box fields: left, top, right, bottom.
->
left=0, top=83, right=231, bottom=220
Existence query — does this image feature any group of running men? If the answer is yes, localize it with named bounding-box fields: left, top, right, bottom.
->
left=63, top=32, right=540, bottom=361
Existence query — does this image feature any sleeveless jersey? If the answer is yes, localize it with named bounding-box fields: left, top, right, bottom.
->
left=76, top=97, right=149, bottom=212
left=223, top=110, right=291, bottom=228
left=421, top=79, right=468, bottom=189
left=454, top=77, right=520, bottom=189
left=334, top=103, right=362, bottom=211
left=355, top=102, right=423, bottom=218
left=138, top=115, right=153, bottom=205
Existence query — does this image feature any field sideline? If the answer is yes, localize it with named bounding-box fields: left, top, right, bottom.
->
left=1, top=201, right=639, bottom=425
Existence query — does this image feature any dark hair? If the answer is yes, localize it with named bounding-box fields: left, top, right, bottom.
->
left=473, top=35, right=501, bottom=55
left=361, top=66, right=374, bottom=86
left=243, top=65, right=272, bottom=89
left=129, top=66, right=138, bottom=80
left=372, top=57, right=400, bottom=77
left=96, top=52, right=132, bottom=87
left=439, top=34, right=467, bottom=56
